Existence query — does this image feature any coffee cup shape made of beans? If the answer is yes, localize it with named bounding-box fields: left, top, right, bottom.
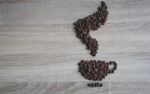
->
left=78, top=60, right=117, bottom=81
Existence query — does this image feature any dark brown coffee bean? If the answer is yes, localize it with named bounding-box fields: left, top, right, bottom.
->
left=99, top=83, right=103, bottom=87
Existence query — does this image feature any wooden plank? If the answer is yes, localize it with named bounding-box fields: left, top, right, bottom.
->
left=0, top=82, right=150, bottom=94
left=1, top=0, right=150, bottom=25
left=111, top=82, right=150, bottom=94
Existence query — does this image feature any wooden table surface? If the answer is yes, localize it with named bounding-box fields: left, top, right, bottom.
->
left=0, top=0, right=150, bottom=94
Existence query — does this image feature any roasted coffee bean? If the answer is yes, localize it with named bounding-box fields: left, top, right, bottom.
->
left=99, top=83, right=103, bottom=87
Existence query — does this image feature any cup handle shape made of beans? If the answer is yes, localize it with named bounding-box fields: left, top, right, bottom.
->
left=107, top=61, right=117, bottom=74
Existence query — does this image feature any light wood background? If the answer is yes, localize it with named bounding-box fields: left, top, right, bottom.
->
left=0, top=0, right=150, bottom=94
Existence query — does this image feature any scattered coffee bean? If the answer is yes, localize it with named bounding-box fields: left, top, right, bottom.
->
left=87, top=82, right=103, bottom=87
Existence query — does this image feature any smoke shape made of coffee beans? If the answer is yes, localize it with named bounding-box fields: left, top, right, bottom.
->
left=73, top=1, right=108, bottom=56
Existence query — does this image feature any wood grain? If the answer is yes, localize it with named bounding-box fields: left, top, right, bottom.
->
left=0, top=0, right=150, bottom=82
left=0, top=82, right=150, bottom=94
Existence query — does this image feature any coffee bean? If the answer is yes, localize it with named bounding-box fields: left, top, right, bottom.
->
left=99, top=83, right=103, bottom=87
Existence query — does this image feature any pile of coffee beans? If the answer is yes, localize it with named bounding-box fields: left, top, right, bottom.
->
left=78, top=60, right=117, bottom=81
left=73, top=1, right=108, bottom=56
left=87, top=82, right=102, bottom=87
